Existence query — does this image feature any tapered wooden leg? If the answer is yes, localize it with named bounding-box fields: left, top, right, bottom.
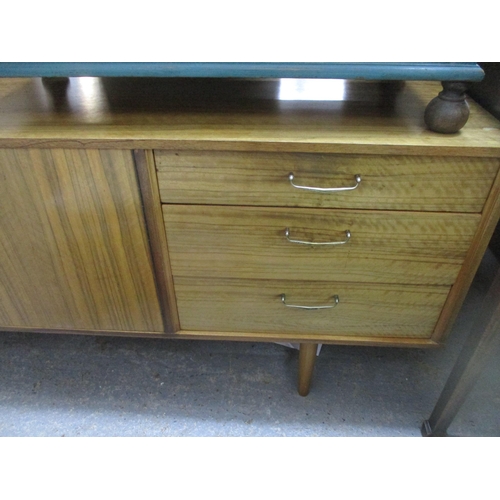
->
left=298, top=343, right=318, bottom=396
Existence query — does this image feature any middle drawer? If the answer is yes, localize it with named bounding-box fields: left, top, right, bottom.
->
left=163, top=205, right=480, bottom=286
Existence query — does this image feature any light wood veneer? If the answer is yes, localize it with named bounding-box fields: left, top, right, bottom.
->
left=164, top=205, right=480, bottom=286
left=156, top=151, right=498, bottom=212
left=1, top=76, right=500, bottom=394
left=174, top=277, right=450, bottom=339
left=0, top=148, right=163, bottom=332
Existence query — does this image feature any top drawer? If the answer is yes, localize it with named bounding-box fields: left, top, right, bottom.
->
left=155, top=151, right=499, bottom=212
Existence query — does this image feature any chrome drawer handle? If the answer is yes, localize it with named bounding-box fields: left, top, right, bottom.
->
left=280, top=293, right=339, bottom=310
left=285, top=228, right=351, bottom=246
left=288, top=173, right=361, bottom=192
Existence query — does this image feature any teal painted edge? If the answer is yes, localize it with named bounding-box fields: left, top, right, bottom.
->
left=0, top=63, right=484, bottom=81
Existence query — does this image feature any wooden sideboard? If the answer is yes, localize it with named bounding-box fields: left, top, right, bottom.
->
left=1, top=76, right=499, bottom=395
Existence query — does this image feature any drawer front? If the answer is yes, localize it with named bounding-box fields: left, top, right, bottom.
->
left=155, top=150, right=499, bottom=212
left=174, top=277, right=450, bottom=338
left=163, top=205, right=480, bottom=286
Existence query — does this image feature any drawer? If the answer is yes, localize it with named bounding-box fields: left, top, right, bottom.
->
left=155, top=150, right=499, bottom=212
left=174, top=277, right=450, bottom=339
left=163, top=205, right=480, bottom=286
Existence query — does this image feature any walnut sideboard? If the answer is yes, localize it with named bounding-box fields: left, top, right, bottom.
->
left=1, top=76, right=499, bottom=396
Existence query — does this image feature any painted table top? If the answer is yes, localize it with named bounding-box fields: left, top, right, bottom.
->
left=0, top=62, right=484, bottom=81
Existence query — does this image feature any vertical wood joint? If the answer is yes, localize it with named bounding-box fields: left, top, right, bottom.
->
left=133, top=149, right=180, bottom=333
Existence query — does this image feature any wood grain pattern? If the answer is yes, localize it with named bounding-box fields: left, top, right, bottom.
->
left=0, top=78, right=499, bottom=156
left=0, top=76, right=498, bottom=354
left=174, top=277, right=450, bottom=339
left=432, top=167, right=500, bottom=343
left=0, top=323, right=439, bottom=347
left=134, top=149, right=180, bottom=333
left=0, top=148, right=164, bottom=332
left=163, top=205, right=480, bottom=286
left=156, top=151, right=499, bottom=213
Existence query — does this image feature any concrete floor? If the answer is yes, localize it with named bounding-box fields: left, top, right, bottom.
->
left=1, top=252, right=499, bottom=437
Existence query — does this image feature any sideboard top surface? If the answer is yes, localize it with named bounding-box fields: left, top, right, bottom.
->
left=0, top=77, right=499, bottom=155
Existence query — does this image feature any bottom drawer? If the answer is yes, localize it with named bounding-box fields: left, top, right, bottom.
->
left=174, top=277, right=450, bottom=339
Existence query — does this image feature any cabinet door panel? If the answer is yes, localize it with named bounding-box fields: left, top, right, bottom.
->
left=0, top=148, right=164, bottom=332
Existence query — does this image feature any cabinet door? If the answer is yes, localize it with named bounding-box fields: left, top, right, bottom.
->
left=0, top=149, right=164, bottom=332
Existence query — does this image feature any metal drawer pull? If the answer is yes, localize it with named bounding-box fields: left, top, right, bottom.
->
left=280, top=293, right=339, bottom=310
left=288, top=173, right=361, bottom=192
left=285, top=228, right=351, bottom=246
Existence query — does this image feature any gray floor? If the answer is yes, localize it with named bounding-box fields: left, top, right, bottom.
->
left=1, top=252, right=499, bottom=437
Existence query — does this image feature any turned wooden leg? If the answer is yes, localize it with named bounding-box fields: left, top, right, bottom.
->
left=424, top=81, right=470, bottom=134
left=41, top=76, right=70, bottom=87
left=41, top=77, right=70, bottom=111
left=298, top=343, right=318, bottom=396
